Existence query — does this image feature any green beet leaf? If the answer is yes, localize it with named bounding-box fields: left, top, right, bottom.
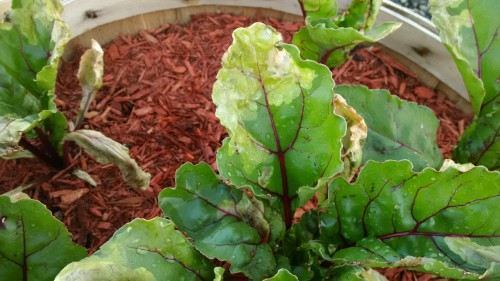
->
left=299, top=0, right=338, bottom=19
left=444, top=237, right=500, bottom=275
left=430, top=0, right=500, bottom=170
left=334, top=85, right=443, bottom=171
left=293, top=17, right=401, bottom=67
left=214, top=267, right=225, bottom=281
left=334, top=0, right=382, bottom=31
left=0, top=0, right=70, bottom=156
left=263, top=268, right=299, bottom=281
left=430, top=0, right=500, bottom=116
left=64, top=130, right=151, bottom=190
left=0, top=196, right=87, bottom=281
left=159, top=162, right=285, bottom=280
left=453, top=108, right=499, bottom=170
left=213, top=23, right=346, bottom=227
left=55, top=218, right=215, bottom=281
left=329, top=266, right=388, bottom=281
left=319, top=160, right=499, bottom=278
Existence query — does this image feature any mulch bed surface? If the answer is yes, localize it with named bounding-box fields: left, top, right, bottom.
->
left=0, top=13, right=469, bottom=280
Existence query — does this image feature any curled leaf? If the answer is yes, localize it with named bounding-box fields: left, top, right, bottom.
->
left=64, top=129, right=150, bottom=190
left=335, top=85, right=443, bottom=171
left=333, top=94, right=367, bottom=181
left=71, top=169, right=97, bottom=187
left=75, top=39, right=104, bottom=130
left=318, top=160, right=499, bottom=278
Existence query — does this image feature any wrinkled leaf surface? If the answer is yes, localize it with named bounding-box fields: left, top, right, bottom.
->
left=55, top=218, right=214, bottom=281
left=64, top=130, right=150, bottom=189
left=320, top=160, right=499, bottom=278
left=213, top=23, right=346, bottom=223
left=75, top=39, right=104, bottom=130
left=335, top=85, right=443, bottom=171
left=159, top=162, right=285, bottom=280
left=430, top=0, right=500, bottom=115
left=0, top=0, right=70, bottom=157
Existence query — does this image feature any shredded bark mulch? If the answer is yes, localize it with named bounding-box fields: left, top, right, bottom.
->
left=0, top=13, right=469, bottom=280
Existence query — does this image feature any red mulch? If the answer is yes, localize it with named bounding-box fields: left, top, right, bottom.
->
left=0, top=13, right=468, bottom=280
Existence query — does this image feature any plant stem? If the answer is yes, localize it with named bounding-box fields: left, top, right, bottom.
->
left=19, top=136, right=64, bottom=170
left=320, top=49, right=334, bottom=65
left=298, top=0, right=306, bottom=19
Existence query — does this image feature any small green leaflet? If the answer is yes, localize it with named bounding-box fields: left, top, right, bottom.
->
left=293, top=0, right=401, bottom=67
left=299, top=0, right=338, bottom=19
left=64, top=130, right=151, bottom=190
left=75, top=39, right=104, bottom=130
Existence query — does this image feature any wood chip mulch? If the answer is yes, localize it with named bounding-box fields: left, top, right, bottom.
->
left=0, top=13, right=469, bottom=280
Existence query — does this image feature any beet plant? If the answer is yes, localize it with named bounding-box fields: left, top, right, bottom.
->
left=55, top=23, right=498, bottom=280
left=1, top=0, right=498, bottom=280
left=0, top=0, right=150, bottom=191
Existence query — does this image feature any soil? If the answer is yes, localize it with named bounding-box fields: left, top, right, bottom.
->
left=0, top=13, right=469, bottom=280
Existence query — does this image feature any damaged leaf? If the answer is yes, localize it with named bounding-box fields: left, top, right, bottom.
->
left=64, top=130, right=150, bottom=190
left=430, top=0, right=499, bottom=115
left=335, top=85, right=443, bottom=171
left=213, top=23, right=346, bottom=227
left=75, top=39, right=104, bottom=130
left=159, top=162, right=285, bottom=280
left=333, top=94, right=367, bottom=181
left=55, top=218, right=214, bottom=281
left=430, top=0, right=500, bottom=170
left=320, top=160, right=499, bottom=278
